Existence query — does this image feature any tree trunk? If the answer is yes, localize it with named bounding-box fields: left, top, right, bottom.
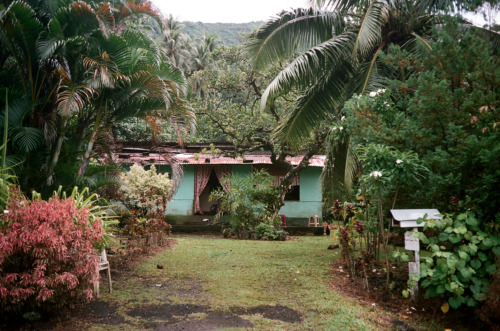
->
left=267, top=138, right=323, bottom=221
left=78, top=105, right=104, bottom=178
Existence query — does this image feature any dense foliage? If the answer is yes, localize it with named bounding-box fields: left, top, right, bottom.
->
left=413, top=212, right=500, bottom=309
left=210, top=170, right=285, bottom=240
left=0, top=0, right=192, bottom=196
left=333, top=22, right=500, bottom=313
left=344, top=25, right=499, bottom=227
left=0, top=191, right=104, bottom=318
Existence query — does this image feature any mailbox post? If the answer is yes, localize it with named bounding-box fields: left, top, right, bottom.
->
left=390, top=209, right=441, bottom=302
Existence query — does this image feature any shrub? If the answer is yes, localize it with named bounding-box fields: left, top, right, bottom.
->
left=413, top=211, right=500, bottom=309
left=120, top=164, right=173, bottom=213
left=0, top=195, right=104, bottom=318
left=255, top=222, right=286, bottom=241
left=210, top=170, right=283, bottom=240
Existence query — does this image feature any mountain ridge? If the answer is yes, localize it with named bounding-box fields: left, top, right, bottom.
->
left=181, top=21, right=263, bottom=46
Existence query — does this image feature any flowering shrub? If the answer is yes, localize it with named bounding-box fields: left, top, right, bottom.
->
left=0, top=194, right=104, bottom=317
left=120, top=164, right=173, bottom=211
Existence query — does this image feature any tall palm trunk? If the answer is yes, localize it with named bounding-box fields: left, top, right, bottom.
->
left=46, top=116, right=69, bottom=185
left=2, top=89, right=8, bottom=169
left=78, top=103, right=104, bottom=178
left=323, top=137, right=352, bottom=206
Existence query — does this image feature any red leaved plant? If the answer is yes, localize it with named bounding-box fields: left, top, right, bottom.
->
left=0, top=193, right=104, bottom=317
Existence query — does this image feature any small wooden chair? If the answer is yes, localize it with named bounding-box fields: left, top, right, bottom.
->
left=279, top=214, right=287, bottom=226
left=94, top=250, right=112, bottom=297
left=308, top=215, right=320, bottom=227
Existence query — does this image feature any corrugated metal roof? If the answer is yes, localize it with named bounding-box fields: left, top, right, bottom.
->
left=113, top=152, right=325, bottom=167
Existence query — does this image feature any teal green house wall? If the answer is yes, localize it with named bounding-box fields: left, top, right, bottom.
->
left=163, top=164, right=322, bottom=218
left=279, top=167, right=322, bottom=218
left=165, top=165, right=195, bottom=215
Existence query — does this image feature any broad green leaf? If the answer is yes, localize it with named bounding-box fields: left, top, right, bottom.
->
left=458, top=251, right=469, bottom=261
left=439, top=232, right=449, bottom=242
left=465, top=216, right=478, bottom=228
left=436, top=284, right=445, bottom=294
left=458, top=267, right=472, bottom=279
left=485, top=264, right=497, bottom=274
left=493, top=246, right=500, bottom=256
left=449, top=233, right=461, bottom=244
left=470, top=284, right=480, bottom=294
left=421, top=279, right=432, bottom=288
left=466, top=297, right=477, bottom=307
left=480, top=238, right=494, bottom=249
left=426, top=285, right=438, bottom=297
left=477, top=252, right=488, bottom=261
left=470, top=259, right=481, bottom=270
left=444, top=227, right=453, bottom=234
left=473, top=292, right=487, bottom=301
left=449, top=296, right=464, bottom=309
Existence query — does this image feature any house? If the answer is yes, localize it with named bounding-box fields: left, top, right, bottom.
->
left=112, top=143, right=325, bottom=225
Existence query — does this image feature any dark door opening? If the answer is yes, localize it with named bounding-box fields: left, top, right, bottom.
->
left=199, top=169, right=222, bottom=214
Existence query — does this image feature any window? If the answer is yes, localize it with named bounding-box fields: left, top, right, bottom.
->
left=284, top=185, right=300, bottom=201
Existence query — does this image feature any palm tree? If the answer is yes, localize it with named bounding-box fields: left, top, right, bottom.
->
left=190, top=34, right=220, bottom=71
left=0, top=0, right=194, bottom=193
left=159, top=15, right=193, bottom=73
left=247, top=0, right=491, bottom=199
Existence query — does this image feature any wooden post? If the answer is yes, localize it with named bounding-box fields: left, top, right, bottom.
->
left=405, top=228, right=420, bottom=302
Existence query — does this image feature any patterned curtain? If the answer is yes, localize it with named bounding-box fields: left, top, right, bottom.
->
left=194, top=165, right=212, bottom=214
left=214, top=166, right=231, bottom=192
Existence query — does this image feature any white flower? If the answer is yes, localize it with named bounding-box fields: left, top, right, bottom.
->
left=369, top=171, right=382, bottom=178
left=341, top=116, right=346, bottom=121
left=339, top=126, right=343, bottom=131
left=396, top=159, right=403, bottom=164
left=3, top=210, right=8, bottom=214
left=369, top=91, right=377, bottom=97
left=332, top=126, right=337, bottom=131
left=376, top=88, right=386, bottom=95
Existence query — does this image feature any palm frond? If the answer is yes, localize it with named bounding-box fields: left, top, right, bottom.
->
left=260, top=32, right=356, bottom=109
left=11, top=126, right=45, bottom=153
left=274, top=58, right=355, bottom=146
left=248, top=8, right=344, bottom=69
left=360, top=44, right=384, bottom=94
left=56, top=69, right=94, bottom=117
left=353, top=0, right=387, bottom=58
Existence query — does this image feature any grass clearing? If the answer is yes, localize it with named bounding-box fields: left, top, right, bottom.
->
left=67, top=235, right=438, bottom=330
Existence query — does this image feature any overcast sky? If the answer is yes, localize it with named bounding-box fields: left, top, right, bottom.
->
left=150, top=1, right=498, bottom=26
left=150, top=0, right=308, bottom=23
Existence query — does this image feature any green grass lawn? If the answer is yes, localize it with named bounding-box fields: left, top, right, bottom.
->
left=81, top=235, right=436, bottom=330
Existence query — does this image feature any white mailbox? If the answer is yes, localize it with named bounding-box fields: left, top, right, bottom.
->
left=390, top=209, right=441, bottom=302
left=390, top=209, right=441, bottom=228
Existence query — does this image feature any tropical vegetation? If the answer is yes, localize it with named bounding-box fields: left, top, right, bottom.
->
left=0, top=0, right=193, bottom=196
left=0, top=0, right=499, bottom=327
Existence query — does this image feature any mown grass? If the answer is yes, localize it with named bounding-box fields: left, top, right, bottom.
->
left=92, top=235, right=437, bottom=330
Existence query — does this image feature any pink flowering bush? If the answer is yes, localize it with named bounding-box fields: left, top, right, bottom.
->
left=0, top=193, right=104, bottom=317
